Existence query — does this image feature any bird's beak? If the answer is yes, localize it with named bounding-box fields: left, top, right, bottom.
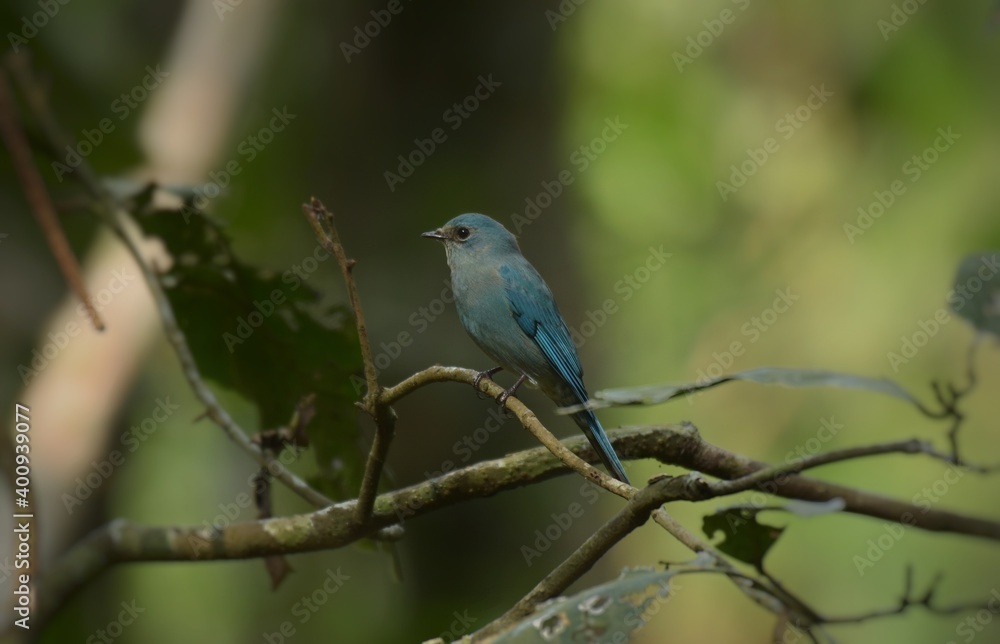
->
left=421, top=229, right=446, bottom=240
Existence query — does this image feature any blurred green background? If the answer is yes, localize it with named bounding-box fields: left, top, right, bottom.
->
left=2, top=1, right=1000, bottom=642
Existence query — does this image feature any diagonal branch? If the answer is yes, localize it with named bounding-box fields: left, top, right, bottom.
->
left=0, top=64, right=104, bottom=331
left=385, top=366, right=632, bottom=499
left=473, top=477, right=682, bottom=640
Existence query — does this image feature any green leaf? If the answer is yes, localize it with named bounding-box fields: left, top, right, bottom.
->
left=702, top=506, right=783, bottom=570
left=561, top=367, right=919, bottom=413
left=135, top=198, right=363, bottom=498
left=494, top=567, right=679, bottom=643
left=950, top=251, right=1000, bottom=337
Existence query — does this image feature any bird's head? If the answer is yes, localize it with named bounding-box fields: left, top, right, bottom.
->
left=422, top=214, right=520, bottom=264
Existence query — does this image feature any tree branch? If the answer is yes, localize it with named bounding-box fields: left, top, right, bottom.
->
left=823, top=566, right=1000, bottom=624
left=472, top=436, right=960, bottom=640
left=386, top=366, right=634, bottom=500
left=934, top=334, right=984, bottom=468
left=303, top=197, right=399, bottom=524
left=387, top=367, right=1000, bottom=537
left=0, top=63, right=104, bottom=331
left=33, top=396, right=1000, bottom=629
left=702, top=438, right=951, bottom=497
left=473, top=477, right=681, bottom=640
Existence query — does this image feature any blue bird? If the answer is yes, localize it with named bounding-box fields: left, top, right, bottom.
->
left=422, top=214, right=630, bottom=484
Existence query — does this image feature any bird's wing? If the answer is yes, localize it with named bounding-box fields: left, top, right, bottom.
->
left=499, top=263, right=588, bottom=403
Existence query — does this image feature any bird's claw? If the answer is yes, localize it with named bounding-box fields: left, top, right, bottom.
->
left=473, top=366, right=503, bottom=398
left=496, top=374, right=529, bottom=408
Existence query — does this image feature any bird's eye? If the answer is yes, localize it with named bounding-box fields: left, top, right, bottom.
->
left=455, top=227, right=471, bottom=241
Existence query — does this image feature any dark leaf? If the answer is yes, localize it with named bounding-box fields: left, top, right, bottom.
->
left=253, top=469, right=272, bottom=519
left=288, top=393, right=317, bottom=448
left=702, top=506, right=784, bottom=570
left=265, top=555, right=294, bottom=590
left=950, top=251, right=1000, bottom=337
left=135, top=200, right=362, bottom=498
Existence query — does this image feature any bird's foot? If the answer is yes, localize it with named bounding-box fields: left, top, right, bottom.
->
left=473, top=366, right=503, bottom=399
left=496, top=374, right=528, bottom=407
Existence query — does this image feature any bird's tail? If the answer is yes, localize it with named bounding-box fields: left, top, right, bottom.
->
left=570, top=409, right=630, bottom=484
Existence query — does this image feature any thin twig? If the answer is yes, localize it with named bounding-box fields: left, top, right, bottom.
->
left=302, top=198, right=378, bottom=398
left=942, top=334, right=981, bottom=464
left=301, top=198, right=397, bottom=523
left=824, top=566, right=997, bottom=624
left=704, top=439, right=948, bottom=497
left=0, top=64, right=103, bottom=330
